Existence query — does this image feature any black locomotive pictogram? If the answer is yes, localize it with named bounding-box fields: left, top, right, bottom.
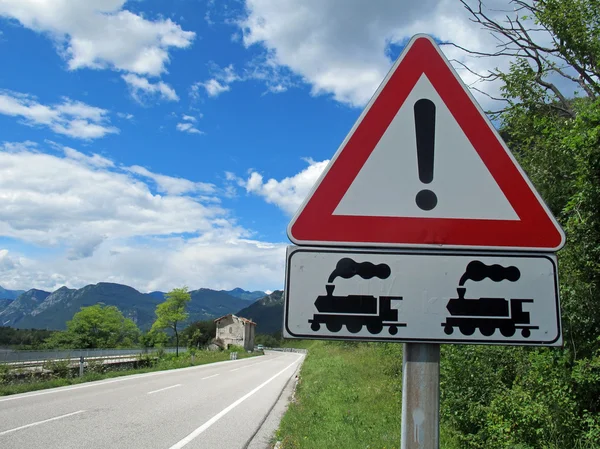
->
left=308, top=258, right=406, bottom=335
left=441, top=261, right=538, bottom=338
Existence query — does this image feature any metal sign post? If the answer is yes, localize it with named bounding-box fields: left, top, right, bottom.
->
left=282, top=33, right=565, bottom=449
left=401, top=343, right=440, bottom=449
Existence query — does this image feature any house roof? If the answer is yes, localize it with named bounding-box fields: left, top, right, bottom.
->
left=214, top=313, right=257, bottom=326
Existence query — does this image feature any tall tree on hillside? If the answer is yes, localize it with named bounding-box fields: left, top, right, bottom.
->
left=438, top=2, right=600, bottom=448
left=452, top=0, right=600, bottom=353
left=151, top=287, right=191, bottom=356
left=181, top=319, right=216, bottom=349
left=45, top=304, right=140, bottom=349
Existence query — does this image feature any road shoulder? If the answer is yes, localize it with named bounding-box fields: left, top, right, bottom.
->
left=245, top=354, right=303, bottom=449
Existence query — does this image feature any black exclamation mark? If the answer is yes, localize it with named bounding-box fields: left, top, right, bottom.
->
left=414, top=99, right=437, bottom=211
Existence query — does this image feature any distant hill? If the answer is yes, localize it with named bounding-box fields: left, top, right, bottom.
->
left=221, top=288, right=266, bottom=301
left=0, top=299, right=13, bottom=314
left=0, top=289, right=51, bottom=327
left=3, top=283, right=251, bottom=331
left=0, top=286, right=26, bottom=300
left=188, top=289, right=248, bottom=322
left=236, top=290, right=284, bottom=334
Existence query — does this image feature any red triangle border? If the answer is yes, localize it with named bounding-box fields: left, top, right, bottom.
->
left=288, top=35, right=565, bottom=251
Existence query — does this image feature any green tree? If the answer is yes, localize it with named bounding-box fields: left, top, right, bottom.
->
left=437, top=2, right=600, bottom=448
left=181, top=319, right=216, bottom=349
left=151, top=287, right=191, bottom=356
left=44, top=304, right=140, bottom=349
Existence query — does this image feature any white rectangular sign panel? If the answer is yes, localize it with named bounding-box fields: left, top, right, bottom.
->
left=283, top=247, right=562, bottom=346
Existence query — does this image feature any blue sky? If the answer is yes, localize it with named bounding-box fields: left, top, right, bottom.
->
left=0, top=0, right=526, bottom=293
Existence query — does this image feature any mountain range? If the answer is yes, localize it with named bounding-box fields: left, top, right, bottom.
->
left=237, top=291, right=284, bottom=335
left=0, top=284, right=276, bottom=331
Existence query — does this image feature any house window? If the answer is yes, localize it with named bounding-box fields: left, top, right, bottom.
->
left=229, top=327, right=232, bottom=334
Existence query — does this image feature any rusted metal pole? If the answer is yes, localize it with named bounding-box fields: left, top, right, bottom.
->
left=401, top=343, right=440, bottom=449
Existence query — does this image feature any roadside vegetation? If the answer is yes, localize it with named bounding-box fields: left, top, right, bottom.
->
left=1, top=287, right=217, bottom=351
left=275, top=341, right=402, bottom=449
left=277, top=1, right=600, bottom=448
left=0, top=346, right=259, bottom=397
left=0, top=286, right=263, bottom=396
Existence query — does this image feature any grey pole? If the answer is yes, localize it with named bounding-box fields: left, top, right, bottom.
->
left=79, top=356, right=84, bottom=377
left=401, top=343, right=440, bottom=449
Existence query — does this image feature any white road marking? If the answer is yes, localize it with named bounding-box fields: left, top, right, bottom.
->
left=201, top=374, right=219, bottom=380
left=229, top=359, right=272, bottom=372
left=147, top=384, right=182, bottom=395
left=0, top=410, right=85, bottom=436
left=0, top=356, right=265, bottom=403
left=168, top=355, right=303, bottom=449
left=240, top=360, right=271, bottom=369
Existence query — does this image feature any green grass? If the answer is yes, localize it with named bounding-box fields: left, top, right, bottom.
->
left=0, top=349, right=260, bottom=397
left=280, top=339, right=319, bottom=350
left=275, top=341, right=403, bottom=449
left=275, top=340, right=470, bottom=449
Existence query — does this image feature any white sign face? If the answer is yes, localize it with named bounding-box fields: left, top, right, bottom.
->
left=286, top=35, right=565, bottom=252
left=333, top=74, right=519, bottom=221
left=284, top=247, right=561, bottom=346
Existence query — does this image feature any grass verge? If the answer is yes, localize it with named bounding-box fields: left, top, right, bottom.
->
left=275, top=341, right=403, bottom=449
left=0, top=348, right=261, bottom=397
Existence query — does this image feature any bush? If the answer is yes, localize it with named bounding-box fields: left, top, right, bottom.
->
left=43, top=359, right=73, bottom=379
left=226, top=345, right=245, bottom=353
left=86, top=359, right=106, bottom=374
left=0, top=364, right=10, bottom=384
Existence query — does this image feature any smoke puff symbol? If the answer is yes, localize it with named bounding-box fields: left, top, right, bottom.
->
left=459, top=260, right=520, bottom=286
left=328, top=258, right=391, bottom=283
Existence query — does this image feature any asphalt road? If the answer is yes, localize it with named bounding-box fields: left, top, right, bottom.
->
left=0, top=351, right=304, bottom=449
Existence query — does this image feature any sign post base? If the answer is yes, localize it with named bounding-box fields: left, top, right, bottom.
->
left=401, top=343, right=440, bottom=449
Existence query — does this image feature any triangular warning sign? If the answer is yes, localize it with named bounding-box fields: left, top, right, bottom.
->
left=288, top=34, right=565, bottom=251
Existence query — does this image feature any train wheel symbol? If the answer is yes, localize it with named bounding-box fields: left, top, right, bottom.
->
left=480, top=325, right=495, bottom=336
left=311, top=322, right=320, bottom=332
left=346, top=321, right=362, bottom=333
left=326, top=321, right=342, bottom=332
left=459, top=325, right=476, bottom=336
left=367, top=323, right=383, bottom=334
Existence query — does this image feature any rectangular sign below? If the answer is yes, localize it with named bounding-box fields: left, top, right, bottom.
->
left=283, top=246, right=562, bottom=346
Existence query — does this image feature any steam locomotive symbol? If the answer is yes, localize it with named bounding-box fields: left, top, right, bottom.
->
left=308, top=258, right=406, bottom=335
left=441, top=261, right=539, bottom=338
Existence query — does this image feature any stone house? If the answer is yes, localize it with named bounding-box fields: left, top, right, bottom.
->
left=214, top=314, right=256, bottom=351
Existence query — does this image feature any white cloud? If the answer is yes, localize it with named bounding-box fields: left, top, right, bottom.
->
left=176, top=114, right=203, bottom=134
left=62, top=146, right=114, bottom=168
left=0, top=249, right=19, bottom=271
left=122, top=74, right=179, bottom=102
left=191, top=64, right=240, bottom=98
left=196, top=79, right=231, bottom=98
left=176, top=122, right=203, bottom=134
left=238, top=0, right=515, bottom=107
left=192, top=60, right=293, bottom=98
left=243, top=158, right=329, bottom=215
left=67, top=235, right=106, bottom=261
left=0, top=90, right=118, bottom=139
left=0, top=237, right=286, bottom=293
left=117, top=112, right=134, bottom=120
left=0, top=142, right=286, bottom=292
left=0, top=0, right=195, bottom=77
left=127, top=165, right=214, bottom=196
left=0, top=142, right=226, bottom=246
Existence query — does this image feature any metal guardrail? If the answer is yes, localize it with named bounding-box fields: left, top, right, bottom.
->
left=0, top=347, right=188, bottom=364
left=264, top=347, right=308, bottom=354
left=5, top=354, right=144, bottom=370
